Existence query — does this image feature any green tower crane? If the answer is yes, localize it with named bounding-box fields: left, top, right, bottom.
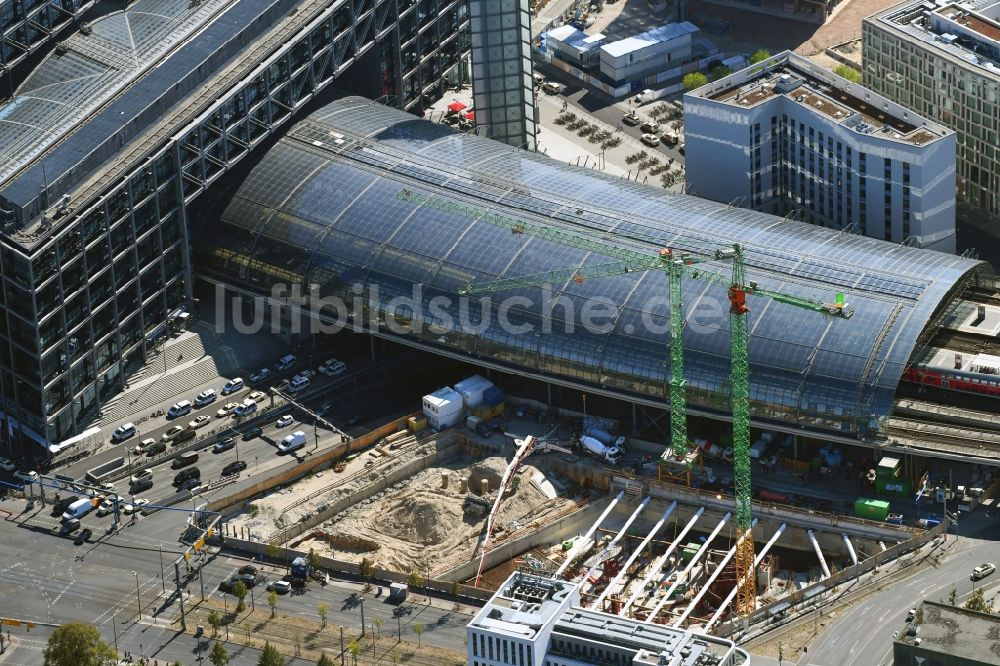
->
left=396, top=187, right=853, bottom=614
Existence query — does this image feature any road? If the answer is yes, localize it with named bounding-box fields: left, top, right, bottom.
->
left=0, top=495, right=472, bottom=665
left=799, top=508, right=1000, bottom=665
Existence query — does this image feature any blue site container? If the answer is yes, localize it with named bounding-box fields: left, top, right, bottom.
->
left=483, top=386, right=504, bottom=407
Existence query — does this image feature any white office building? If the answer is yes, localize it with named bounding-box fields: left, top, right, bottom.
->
left=863, top=0, right=1000, bottom=224
left=683, top=51, right=957, bottom=252
left=467, top=572, right=747, bottom=666
left=598, top=23, right=699, bottom=83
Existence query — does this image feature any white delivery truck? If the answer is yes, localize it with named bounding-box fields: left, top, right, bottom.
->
left=580, top=436, right=623, bottom=465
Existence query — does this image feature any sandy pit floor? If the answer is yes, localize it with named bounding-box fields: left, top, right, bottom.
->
left=295, top=455, right=573, bottom=574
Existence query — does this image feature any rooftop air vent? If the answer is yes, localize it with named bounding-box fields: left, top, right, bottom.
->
left=80, top=22, right=92, bottom=35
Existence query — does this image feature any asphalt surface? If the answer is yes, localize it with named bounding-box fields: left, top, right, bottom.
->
left=0, top=493, right=471, bottom=665
left=797, top=509, right=1000, bottom=665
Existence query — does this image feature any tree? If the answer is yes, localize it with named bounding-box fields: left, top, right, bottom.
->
left=307, top=548, right=323, bottom=572
left=749, top=49, right=771, bottom=65
left=317, top=654, right=336, bottom=666
left=373, top=616, right=383, bottom=640
left=347, top=640, right=361, bottom=666
left=209, top=642, right=231, bottom=666
left=233, top=580, right=248, bottom=613
left=43, top=622, right=117, bottom=666
left=965, top=587, right=995, bottom=614
left=414, top=623, right=424, bottom=647
left=265, top=542, right=281, bottom=562
left=683, top=72, right=708, bottom=91
left=949, top=587, right=958, bottom=606
left=834, top=64, right=861, bottom=83
left=258, top=641, right=284, bottom=666
left=390, top=648, right=401, bottom=664
left=208, top=609, right=222, bottom=637
left=407, top=570, right=424, bottom=588
left=268, top=589, right=279, bottom=618
left=318, top=602, right=329, bottom=628
left=708, top=65, right=732, bottom=82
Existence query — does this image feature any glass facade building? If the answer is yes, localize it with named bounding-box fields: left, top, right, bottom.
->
left=864, top=0, right=1000, bottom=222
left=0, top=0, right=470, bottom=452
left=469, top=0, right=536, bottom=150
left=196, top=96, right=990, bottom=444
left=0, top=0, right=94, bottom=69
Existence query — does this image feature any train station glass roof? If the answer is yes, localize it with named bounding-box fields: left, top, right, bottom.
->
left=197, top=96, right=988, bottom=439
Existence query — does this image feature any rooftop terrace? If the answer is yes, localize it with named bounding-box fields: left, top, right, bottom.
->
left=697, top=51, right=948, bottom=146
left=895, top=600, right=1000, bottom=663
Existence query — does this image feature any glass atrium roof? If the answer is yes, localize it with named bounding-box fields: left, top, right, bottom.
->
left=203, top=96, right=987, bottom=439
left=0, top=0, right=234, bottom=189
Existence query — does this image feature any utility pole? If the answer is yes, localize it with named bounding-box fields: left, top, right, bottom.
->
left=175, top=561, right=187, bottom=631
left=360, top=597, right=365, bottom=637
left=340, top=625, right=345, bottom=665
left=158, top=544, right=165, bottom=594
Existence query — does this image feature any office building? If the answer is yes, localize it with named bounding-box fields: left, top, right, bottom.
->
left=469, top=0, right=536, bottom=150
left=0, top=0, right=94, bottom=70
left=197, top=96, right=988, bottom=451
left=540, top=22, right=718, bottom=98
left=893, top=599, right=1000, bottom=665
left=864, top=0, right=1000, bottom=223
left=0, top=0, right=471, bottom=451
left=684, top=51, right=957, bottom=251
left=466, top=571, right=746, bottom=666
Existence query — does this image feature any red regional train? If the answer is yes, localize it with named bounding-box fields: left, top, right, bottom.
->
left=902, top=347, right=1000, bottom=398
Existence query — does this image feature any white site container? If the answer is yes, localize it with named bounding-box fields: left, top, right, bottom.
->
left=422, top=387, right=464, bottom=430
left=453, top=375, right=494, bottom=408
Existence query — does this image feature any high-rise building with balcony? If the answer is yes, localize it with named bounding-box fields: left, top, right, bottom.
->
left=684, top=51, right=957, bottom=251
left=864, top=0, right=1000, bottom=224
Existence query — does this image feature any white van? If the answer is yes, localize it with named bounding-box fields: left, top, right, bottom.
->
left=278, top=431, right=307, bottom=453
left=288, top=376, right=310, bottom=393
left=168, top=400, right=193, bottom=418
left=62, top=498, right=95, bottom=521
left=234, top=399, right=257, bottom=417
left=275, top=354, right=297, bottom=371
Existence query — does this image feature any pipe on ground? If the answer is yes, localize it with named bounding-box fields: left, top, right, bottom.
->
left=555, top=490, right=625, bottom=577
left=808, top=529, right=831, bottom=579
left=620, top=507, right=705, bottom=614
left=705, top=523, right=787, bottom=630
left=593, top=500, right=676, bottom=609
left=842, top=533, right=858, bottom=566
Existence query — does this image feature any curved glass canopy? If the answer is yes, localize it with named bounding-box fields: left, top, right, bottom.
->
left=197, top=96, right=987, bottom=439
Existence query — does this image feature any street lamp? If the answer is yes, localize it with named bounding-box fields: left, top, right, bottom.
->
left=131, top=571, right=141, bottom=622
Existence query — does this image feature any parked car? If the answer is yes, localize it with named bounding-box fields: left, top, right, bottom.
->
left=234, top=399, right=257, bottom=417
left=167, top=400, right=193, bottom=418
left=660, top=132, right=679, bottom=147
left=213, top=437, right=236, bottom=453
left=222, top=378, right=245, bottom=395
left=14, top=470, right=37, bottom=483
left=319, top=358, right=346, bottom=376
left=542, top=81, right=562, bottom=94
left=173, top=468, right=201, bottom=486
left=130, top=475, right=153, bottom=492
left=971, top=563, right=996, bottom=581
left=97, top=496, right=127, bottom=516
left=188, top=415, right=211, bottom=430
left=216, top=402, right=240, bottom=418
left=275, top=354, right=296, bottom=371
left=111, top=422, right=137, bottom=443
left=276, top=415, right=294, bottom=428
left=288, top=376, right=310, bottom=393
left=239, top=565, right=258, bottom=576
left=622, top=112, right=640, bottom=126
left=194, top=389, right=217, bottom=406
left=0, top=457, right=15, bottom=471
left=249, top=368, right=271, bottom=383
left=130, top=468, right=153, bottom=484
left=222, top=460, right=248, bottom=476
left=293, top=370, right=315, bottom=382
left=640, top=121, right=660, bottom=134
left=172, top=451, right=199, bottom=469
left=641, top=133, right=660, bottom=147
left=73, top=528, right=92, bottom=545
left=248, top=391, right=266, bottom=402
left=133, top=438, right=156, bottom=455
left=170, top=427, right=196, bottom=444
left=242, top=426, right=263, bottom=441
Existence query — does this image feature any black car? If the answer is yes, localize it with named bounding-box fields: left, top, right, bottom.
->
left=177, top=477, right=201, bottom=491
left=220, top=572, right=258, bottom=592
left=59, top=518, right=81, bottom=536
left=145, top=441, right=167, bottom=456
left=241, top=426, right=263, bottom=441
left=222, top=460, right=247, bottom=477
left=174, top=427, right=197, bottom=444
left=213, top=437, right=236, bottom=453
left=51, top=496, right=80, bottom=516
left=239, top=564, right=258, bottom=576
left=73, top=528, right=93, bottom=545
left=173, top=468, right=201, bottom=486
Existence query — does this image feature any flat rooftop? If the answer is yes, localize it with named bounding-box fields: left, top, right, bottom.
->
left=895, top=600, right=1000, bottom=663
left=696, top=51, right=949, bottom=146
left=0, top=0, right=300, bottom=242
left=872, top=0, right=1000, bottom=80
left=469, top=572, right=577, bottom=640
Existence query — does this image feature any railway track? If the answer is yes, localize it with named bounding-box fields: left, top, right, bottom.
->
left=965, top=287, right=1000, bottom=307
left=929, top=329, right=1000, bottom=355
left=888, top=416, right=1000, bottom=450
left=894, top=398, right=1000, bottom=432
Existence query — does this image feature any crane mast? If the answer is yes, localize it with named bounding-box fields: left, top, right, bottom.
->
left=400, top=187, right=853, bottom=615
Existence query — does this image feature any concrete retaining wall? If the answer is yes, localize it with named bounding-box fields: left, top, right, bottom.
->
left=263, top=434, right=462, bottom=545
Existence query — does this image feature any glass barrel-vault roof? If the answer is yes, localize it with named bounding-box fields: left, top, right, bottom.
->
left=201, top=96, right=988, bottom=439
